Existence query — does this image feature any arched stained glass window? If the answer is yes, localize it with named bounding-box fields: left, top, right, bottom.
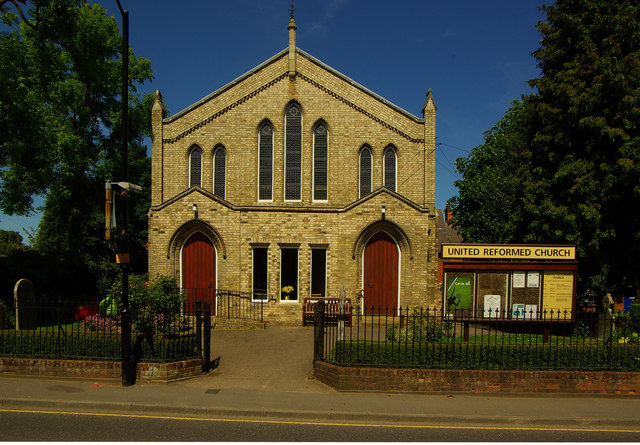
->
left=383, top=146, right=397, bottom=192
left=313, top=122, right=328, bottom=201
left=258, top=123, right=273, bottom=201
left=285, top=104, right=302, bottom=201
left=359, top=146, right=372, bottom=199
left=213, top=145, right=226, bottom=199
left=189, top=146, right=202, bottom=188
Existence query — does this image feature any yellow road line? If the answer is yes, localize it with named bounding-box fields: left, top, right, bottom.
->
left=0, top=408, right=638, bottom=434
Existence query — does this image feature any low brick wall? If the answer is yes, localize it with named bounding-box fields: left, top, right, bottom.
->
left=315, top=361, right=640, bottom=395
left=136, top=359, right=202, bottom=382
left=0, top=357, right=202, bottom=383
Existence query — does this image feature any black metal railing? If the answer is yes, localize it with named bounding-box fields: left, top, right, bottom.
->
left=0, top=298, right=199, bottom=362
left=182, top=288, right=276, bottom=323
left=316, top=305, right=640, bottom=371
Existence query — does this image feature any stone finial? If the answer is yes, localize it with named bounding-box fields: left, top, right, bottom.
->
left=152, top=89, right=162, bottom=108
left=422, top=88, right=437, bottom=115
left=151, top=89, right=166, bottom=117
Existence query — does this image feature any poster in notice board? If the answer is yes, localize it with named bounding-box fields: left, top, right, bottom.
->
left=542, top=271, right=573, bottom=316
left=446, top=275, right=472, bottom=310
left=513, top=272, right=526, bottom=288
left=527, top=272, right=540, bottom=288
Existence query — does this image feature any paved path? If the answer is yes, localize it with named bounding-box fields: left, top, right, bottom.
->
left=204, top=325, right=330, bottom=392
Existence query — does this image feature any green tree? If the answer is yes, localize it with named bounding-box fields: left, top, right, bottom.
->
left=524, top=0, right=640, bottom=296
left=0, top=229, right=25, bottom=255
left=0, top=229, right=22, bottom=246
left=448, top=100, right=532, bottom=243
left=0, top=0, right=153, bottom=293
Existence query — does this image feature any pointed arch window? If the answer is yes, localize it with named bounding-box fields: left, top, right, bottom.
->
left=213, top=145, right=226, bottom=199
left=313, top=122, right=328, bottom=201
left=359, top=146, right=372, bottom=198
left=383, top=146, right=397, bottom=192
left=189, top=146, right=202, bottom=188
left=285, top=103, right=302, bottom=201
left=258, top=123, right=273, bottom=201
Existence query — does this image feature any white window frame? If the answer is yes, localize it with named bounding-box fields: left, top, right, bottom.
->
left=280, top=247, right=299, bottom=302
left=310, top=247, right=327, bottom=298
left=251, top=246, right=269, bottom=302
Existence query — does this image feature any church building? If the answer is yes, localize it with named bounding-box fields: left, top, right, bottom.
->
left=148, top=14, right=439, bottom=323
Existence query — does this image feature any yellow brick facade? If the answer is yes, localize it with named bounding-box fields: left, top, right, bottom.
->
left=149, top=21, right=438, bottom=324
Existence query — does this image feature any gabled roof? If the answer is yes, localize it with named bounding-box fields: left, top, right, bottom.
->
left=164, top=47, right=426, bottom=125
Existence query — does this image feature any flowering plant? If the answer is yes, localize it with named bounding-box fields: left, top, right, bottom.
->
left=282, top=286, right=294, bottom=300
left=83, top=314, right=121, bottom=333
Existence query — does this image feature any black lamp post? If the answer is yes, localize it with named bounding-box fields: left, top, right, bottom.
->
left=115, top=0, right=134, bottom=386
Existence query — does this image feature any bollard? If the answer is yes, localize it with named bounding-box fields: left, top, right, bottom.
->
left=313, top=299, right=326, bottom=368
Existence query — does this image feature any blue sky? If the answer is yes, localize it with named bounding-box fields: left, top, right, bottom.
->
left=0, top=0, right=547, bottom=241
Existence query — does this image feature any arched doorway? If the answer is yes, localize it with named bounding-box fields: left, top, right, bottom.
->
left=181, top=232, right=216, bottom=314
left=363, top=231, right=399, bottom=315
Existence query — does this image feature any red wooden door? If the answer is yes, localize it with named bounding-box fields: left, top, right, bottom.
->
left=363, top=232, right=398, bottom=315
left=181, top=232, right=216, bottom=314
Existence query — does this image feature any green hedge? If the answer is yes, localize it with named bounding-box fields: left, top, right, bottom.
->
left=0, top=330, right=198, bottom=362
left=330, top=340, right=640, bottom=371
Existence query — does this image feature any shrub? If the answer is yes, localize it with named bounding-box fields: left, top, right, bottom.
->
left=630, top=304, right=640, bottom=334
left=0, top=300, right=15, bottom=329
left=573, top=320, right=592, bottom=338
left=102, top=274, right=185, bottom=333
left=386, top=307, right=454, bottom=343
left=614, top=304, right=640, bottom=342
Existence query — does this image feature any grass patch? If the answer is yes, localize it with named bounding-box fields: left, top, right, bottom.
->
left=456, top=333, right=605, bottom=345
left=329, top=339, right=640, bottom=371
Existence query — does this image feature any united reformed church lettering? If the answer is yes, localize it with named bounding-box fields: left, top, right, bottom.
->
left=442, top=244, right=576, bottom=261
